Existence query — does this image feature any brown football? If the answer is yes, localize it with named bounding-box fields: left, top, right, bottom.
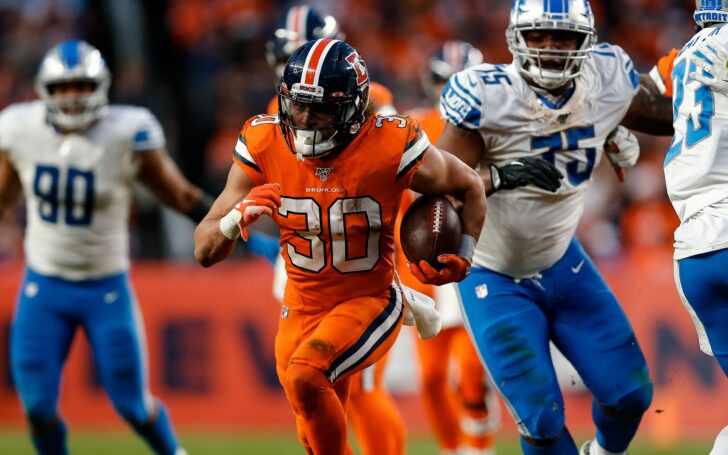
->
left=400, top=195, right=462, bottom=270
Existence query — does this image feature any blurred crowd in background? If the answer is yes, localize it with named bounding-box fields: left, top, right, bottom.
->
left=0, top=0, right=695, bottom=263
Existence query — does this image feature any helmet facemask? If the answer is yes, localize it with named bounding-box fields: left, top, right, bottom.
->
left=278, top=81, right=368, bottom=160
left=508, top=25, right=594, bottom=90
left=38, top=79, right=109, bottom=131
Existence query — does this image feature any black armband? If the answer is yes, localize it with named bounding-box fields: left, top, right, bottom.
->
left=188, top=193, right=214, bottom=223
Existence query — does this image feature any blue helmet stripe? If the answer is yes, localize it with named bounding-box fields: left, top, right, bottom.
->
left=545, top=0, right=569, bottom=14
left=59, top=40, right=81, bottom=69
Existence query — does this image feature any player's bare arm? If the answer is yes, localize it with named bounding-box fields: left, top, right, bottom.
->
left=408, top=143, right=485, bottom=284
left=193, top=164, right=257, bottom=267
left=410, top=144, right=486, bottom=242
left=0, top=149, right=21, bottom=220
left=621, top=75, right=674, bottom=135
left=136, top=148, right=210, bottom=217
left=438, top=123, right=563, bottom=195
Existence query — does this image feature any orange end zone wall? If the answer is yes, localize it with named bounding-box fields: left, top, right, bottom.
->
left=0, top=250, right=724, bottom=443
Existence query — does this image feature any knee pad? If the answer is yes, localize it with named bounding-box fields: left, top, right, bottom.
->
left=285, top=363, right=330, bottom=417
left=603, top=382, right=654, bottom=421
left=521, top=392, right=566, bottom=441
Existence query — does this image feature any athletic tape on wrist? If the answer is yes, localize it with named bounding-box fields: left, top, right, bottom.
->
left=219, top=209, right=242, bottom=240
left=457, top=234, right=476, bottom=264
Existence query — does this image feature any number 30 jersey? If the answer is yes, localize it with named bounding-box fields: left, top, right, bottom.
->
left=666, top=24, right=728, bottom=260
left=234, top=114, right=428, bottom=309
left=0, top=100, right=165, bottom=280
left=440, top=43, right=639, bottom=278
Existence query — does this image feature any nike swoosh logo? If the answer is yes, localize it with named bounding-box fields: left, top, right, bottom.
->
left=571, top=260, right=585, bottom=274
left=242, top=199, right=255, bottom=204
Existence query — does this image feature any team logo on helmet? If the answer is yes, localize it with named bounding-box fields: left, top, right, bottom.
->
left=345, top=52, right=369, bottom=86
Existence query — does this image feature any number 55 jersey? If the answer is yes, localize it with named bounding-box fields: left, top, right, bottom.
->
left=0, top=100, right=165, bottom=280
left=234, top=114, right=429, bottom=309
left=441, top=43, right=640, bottom=278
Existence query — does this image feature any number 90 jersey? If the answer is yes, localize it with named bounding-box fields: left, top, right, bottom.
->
left=0, top=100, right=165, bottom=280
left=234, top=114, right=428, bottom=309
left=441, top=43, right=639, bottom=278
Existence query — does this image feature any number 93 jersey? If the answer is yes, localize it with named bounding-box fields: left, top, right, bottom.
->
left=666, top=24, right=728, bottom=260
left=233, top=113, right=429, bottom=309
left=0, top=100, right=165, bottom=280
left=440, top=43, right=639, bottom=278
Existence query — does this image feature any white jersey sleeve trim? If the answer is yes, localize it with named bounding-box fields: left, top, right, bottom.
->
left=439, top=70, right=483, bottom=129
left=397, top=130, right=429, bottom=179
left=132, top=108, right=166, bottom=152
left=649, top=65, right=667, bottom=95
left=233, top=135, right=261, bottom=173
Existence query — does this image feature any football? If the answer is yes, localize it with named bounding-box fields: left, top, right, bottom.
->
left=400, top=195, right=462, bottom=270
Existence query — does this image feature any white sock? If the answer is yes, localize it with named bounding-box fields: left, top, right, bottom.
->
left=591, top=439, right=626, bottom=455
left=709, top=425, right=728, bottom=455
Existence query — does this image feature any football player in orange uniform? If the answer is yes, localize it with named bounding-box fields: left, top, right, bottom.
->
left=402, top=41, right=500, bottom=455
left=648, top=48, right=678, bottom=98
left=259, top=7, right=405, bottom=455
left=194, top=39, right=487, bottom=455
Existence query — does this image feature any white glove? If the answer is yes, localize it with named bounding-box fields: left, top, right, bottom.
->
left=689, top=36, right=728, bottom=92
left=605, top=126, right=640, bottom=176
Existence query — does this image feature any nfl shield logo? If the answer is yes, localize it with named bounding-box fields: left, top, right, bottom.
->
left=315, top=167, right=333, bottom=182
left=475, top=284, right=488, bottom=299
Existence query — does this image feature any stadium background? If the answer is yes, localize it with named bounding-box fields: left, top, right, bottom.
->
left=0, top=0, right=720, bottom=453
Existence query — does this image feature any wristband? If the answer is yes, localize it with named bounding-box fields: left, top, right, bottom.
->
left=188, top=193, right=215, bottom=223
left=457, top=234, right=476, bottom=264
left=219, top=208, right=242, bottom=240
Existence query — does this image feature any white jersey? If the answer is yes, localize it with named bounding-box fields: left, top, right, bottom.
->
left=441, top=43, right=639, bottom=278
left=0, top=101, right=165, bottom=280
left=666, top=24, right=728, bottom=260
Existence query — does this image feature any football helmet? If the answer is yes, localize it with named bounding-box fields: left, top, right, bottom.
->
left=694, top=0, right=728, bottom=28
left=424, top=41, right=483, bottom=99
left=507, top=0, right=596, bottom=89
left=35, top=39, right=111, bottom=131
left=278, top=39, right=370, bottom=160
left=266, top=5, right=342, bottom=77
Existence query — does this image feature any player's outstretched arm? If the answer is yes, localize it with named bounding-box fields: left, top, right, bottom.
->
left=136, top=148, right=213, bottom=222
left=621, top=74, right=674, bottom=136
left=0, top=149, right=21, bottom=220
left=194, top=164, right=281, bottom=267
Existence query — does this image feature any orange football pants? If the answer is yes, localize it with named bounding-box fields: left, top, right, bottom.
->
left=348, top=354, right=405, bottom=455
left=275, top=286, right=404, bottom=455
left=417, top=326, right=495, bottom=451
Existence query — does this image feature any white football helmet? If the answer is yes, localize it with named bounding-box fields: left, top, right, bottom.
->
left=507, top=0, right=596, bottom=89
left=35, top=40, right=111, bottom=131
left=694, top=0, right=728, bottom=28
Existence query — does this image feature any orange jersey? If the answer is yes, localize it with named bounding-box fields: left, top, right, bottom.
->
left=234, top=114, right=429, bottom=308
left=649, top=48, right=678, bottom=98
left=406, top=107, right=445, bottom=143
left=266, top=81, right=395, bottom=115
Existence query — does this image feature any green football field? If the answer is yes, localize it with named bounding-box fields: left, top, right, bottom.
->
left=0, top=429, right=713, bottom=454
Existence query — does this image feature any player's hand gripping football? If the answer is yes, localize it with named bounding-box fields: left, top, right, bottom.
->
left=489, top=156, right=564, bottom=193
left=604, top=126, right=640, bottom=182
left=409, top=255, right=471, bottom=286
left=689, top=36, right=728, bottom=92
left=219, top=183, right=281, bottom=241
